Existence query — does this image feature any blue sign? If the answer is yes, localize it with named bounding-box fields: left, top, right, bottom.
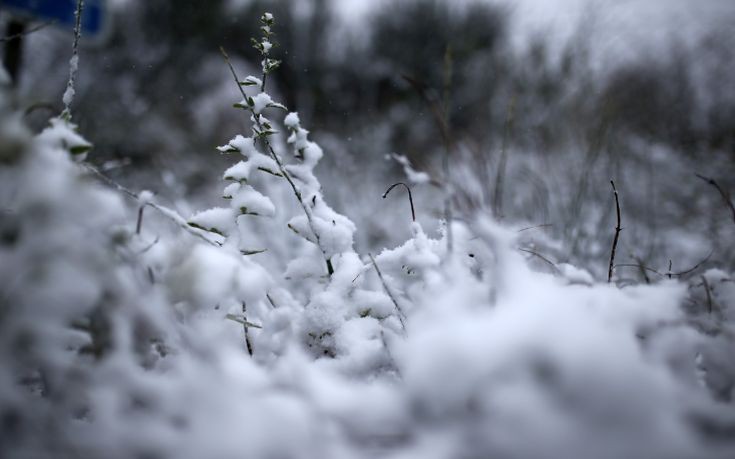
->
left=1, top=0, right=107, bottom=36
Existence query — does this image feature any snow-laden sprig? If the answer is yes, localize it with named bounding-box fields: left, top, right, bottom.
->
left=217, top=13, right=337, bottom=276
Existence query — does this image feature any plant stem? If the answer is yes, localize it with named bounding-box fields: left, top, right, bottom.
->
left=61, top=0, right=84, bottom=119
left=607, top=180, right=622, bottom=283
left=383, top=182, right=415, bottom=223
left=695, top=173, right=735, bottom=226
left=369, top=253, right=405, bottom=331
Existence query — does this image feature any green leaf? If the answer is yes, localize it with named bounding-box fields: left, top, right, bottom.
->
left=266, top=102, right=287, bottom=111
left=70, top=144, right=92, bottom=155
left=187, top=221, right=224, bottom=236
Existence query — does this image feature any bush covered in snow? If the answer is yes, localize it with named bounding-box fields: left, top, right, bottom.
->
left=1, top=10, right=734, bottom=459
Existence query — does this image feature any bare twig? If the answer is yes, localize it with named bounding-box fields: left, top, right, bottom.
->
left=383, top=182, right=416, bottom=223
left=614, top=263, right=662, bottom=277
left=242, top=302, right=253, bottom=356
left=0, top=20, right=54, bottom=42
left=614, top=250, right=712, bottom=282
left=671, top=250, right=713, bottom=277
left=135, top=205, right=145, bottom=235
left=219, top=46, right=333, bottom=276
left=369, top=253, right=405, bottom=331
left=695, top=173, right=735, bottom=226
left=633, top=256, right=651, bottom=284
left=608, top=180, right=622, bottom=283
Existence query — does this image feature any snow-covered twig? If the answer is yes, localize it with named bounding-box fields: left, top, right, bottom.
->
left=61, top=0, right=84, bottom=119
left=219, top=45, right=333, bottom=276
left=81, top=163, right=222, bottom=247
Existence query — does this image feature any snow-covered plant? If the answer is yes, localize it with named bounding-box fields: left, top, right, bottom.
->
left=3, top=6, right=735, bottom=459
left=184, top=13, right=405, bottom=364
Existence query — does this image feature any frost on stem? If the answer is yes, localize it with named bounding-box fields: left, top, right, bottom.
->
left=219, top=13, right=349, bottom=277
left=61, top=0, right=85, bottom=120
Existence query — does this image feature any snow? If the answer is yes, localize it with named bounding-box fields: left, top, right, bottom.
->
left=188, top=207, right=235, bottom=235
left=251, top=92, right=273, bottom=114
left=62, top=55, right=79, bottom=108
left=284, top=112, right=300, bottom=129
left=231, top=184, right=276, bottom=217
left=3, top=9, right=735, bottom=459
left=391, top=153, right=431, bottom=185
left=138, top=189, right=154, bottom=205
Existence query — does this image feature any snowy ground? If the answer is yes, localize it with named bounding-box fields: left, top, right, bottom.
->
left=1, top=3, right=734, bottom=459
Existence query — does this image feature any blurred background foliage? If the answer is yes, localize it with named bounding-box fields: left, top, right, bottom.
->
left=3, top=0, right=734, bottom=276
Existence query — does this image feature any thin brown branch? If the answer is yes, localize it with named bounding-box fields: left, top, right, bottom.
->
left=608, top=180, right=622, bottom=283
left=695, top=173, right=735, bottom=226
left=383, top=182, right=416, bottom=223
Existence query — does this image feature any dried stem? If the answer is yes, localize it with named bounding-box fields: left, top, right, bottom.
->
left=135, top=205, right=145, bottom=235
left=219, top=46, right=333, bottom=276
left=383, top=182, right=416, bottom=223
left=608, top=180, right=622, bottom=283
left=632, top=256, right=651, bottom=284
left=369, top=253, right=405, bottom=331
left=518, top=247, right=561, bottom=274
left=516, top=223, right=553, bottom=233
left=695, top=173, right=735, bottom=226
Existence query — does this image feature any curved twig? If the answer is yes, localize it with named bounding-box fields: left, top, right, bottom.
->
left=383, top=182, right=416, bottom=223
left=696, top=173, right=735, bottom=226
